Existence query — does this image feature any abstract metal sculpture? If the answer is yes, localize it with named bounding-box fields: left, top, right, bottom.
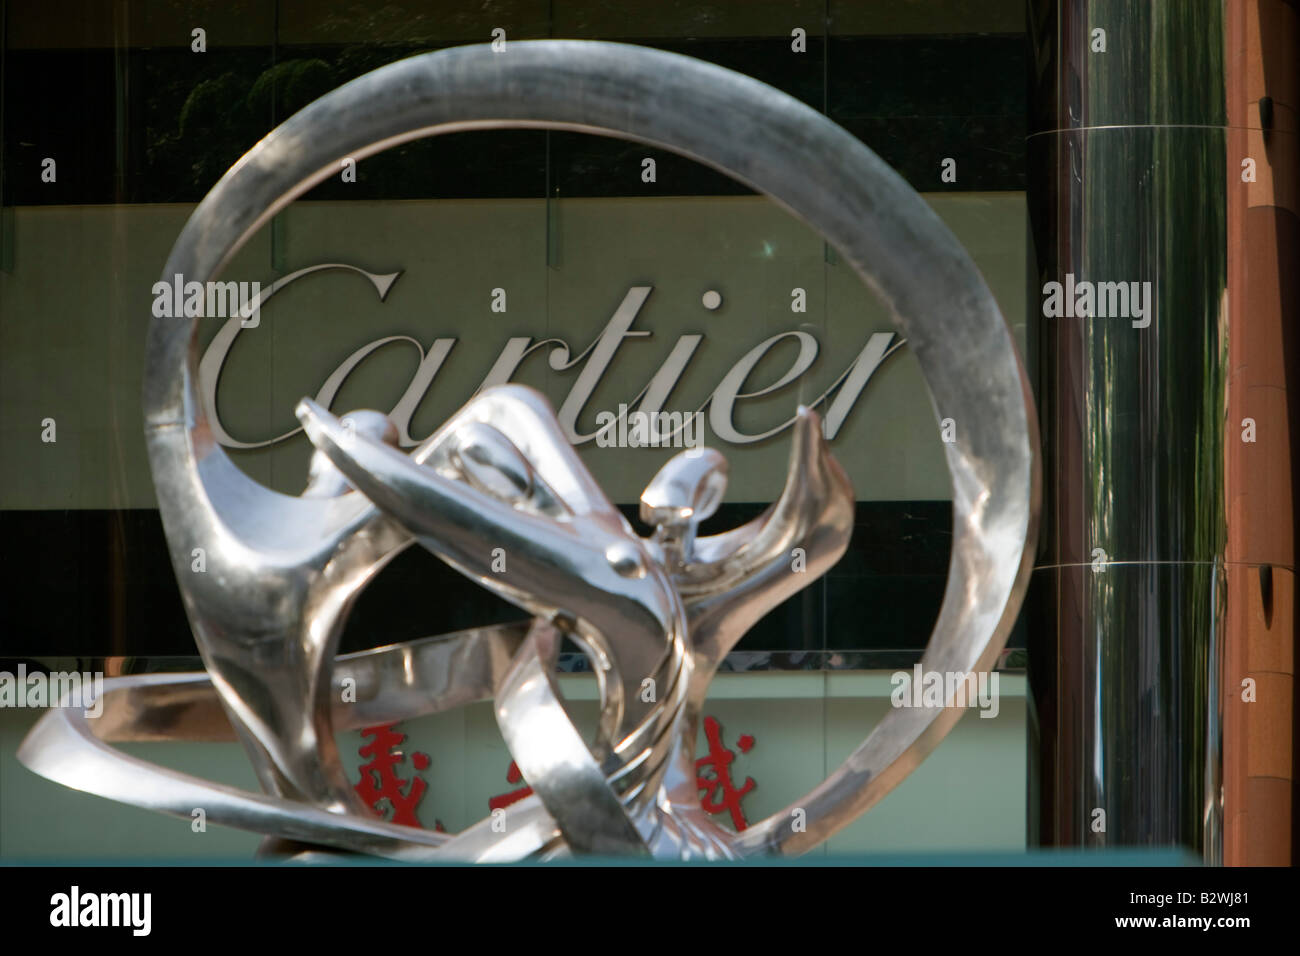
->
left=19, top=41, right=1039, bottom=860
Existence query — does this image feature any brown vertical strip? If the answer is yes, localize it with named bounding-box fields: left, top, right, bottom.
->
left=1222, top=0, right=1299, bottom=867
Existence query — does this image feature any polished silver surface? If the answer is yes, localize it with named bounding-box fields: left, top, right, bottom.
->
left=20, top=40, right=1039, bottom=859
left=17, top=628, right=525, bottom=860
left=1026, top=2, right=1230, bottom=859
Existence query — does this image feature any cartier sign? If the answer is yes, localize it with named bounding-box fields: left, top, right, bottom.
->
left=199, top=262, right=904, bottom=451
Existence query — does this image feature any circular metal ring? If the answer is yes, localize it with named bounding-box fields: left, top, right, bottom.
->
left=144, top=40, right=1040, bottom=855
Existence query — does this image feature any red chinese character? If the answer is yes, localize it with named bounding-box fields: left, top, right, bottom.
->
left=488, top=760, right=534, bottom=811
left=355, top=722, right=431, bottom=828
left=695, top=716, right=756, bottom=830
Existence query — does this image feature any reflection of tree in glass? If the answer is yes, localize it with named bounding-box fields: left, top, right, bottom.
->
left=145, top=46, right=437, bottom=202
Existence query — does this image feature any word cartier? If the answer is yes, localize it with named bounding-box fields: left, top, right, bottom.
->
left=197, top=264, right=903, bottom=451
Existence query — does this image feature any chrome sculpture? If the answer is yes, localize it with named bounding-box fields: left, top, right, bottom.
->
left=18, top=40, right=1040, bottom=860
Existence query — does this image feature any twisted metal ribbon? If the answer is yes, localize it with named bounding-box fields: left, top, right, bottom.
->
left=18, top=40, right=1039, bottom=860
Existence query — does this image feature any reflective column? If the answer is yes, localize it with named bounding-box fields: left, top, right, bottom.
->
left=1027, top=0, right=1234, bottom=857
